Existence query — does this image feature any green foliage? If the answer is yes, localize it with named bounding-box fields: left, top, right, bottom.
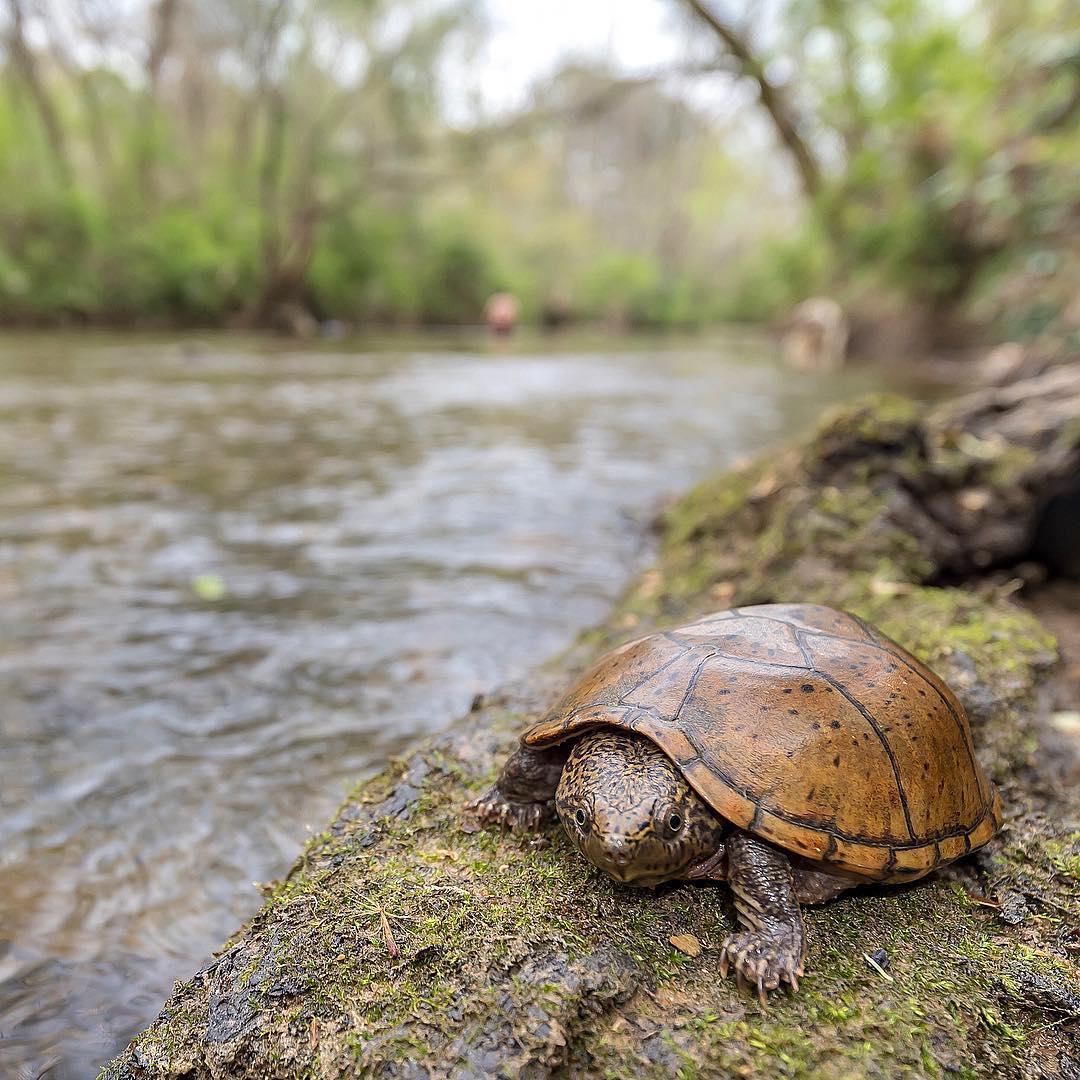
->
left=307, top=212, right=417, bottom=322
left=415, top=224, right=501, bottom=325
left=0, top=0, right=1076, bottom=331
left=714, top=228, right=835, bottom=322
left=109, top=206, right=260, bottom=320
left=0, top=191, right=101, bottom=317
left=788, top=0, right=1080, bottom=323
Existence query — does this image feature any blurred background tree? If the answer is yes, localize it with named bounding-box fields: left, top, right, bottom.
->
left=682, top=0, right=1080, bottom=345
left=0, top=0, right=1076, bottom=343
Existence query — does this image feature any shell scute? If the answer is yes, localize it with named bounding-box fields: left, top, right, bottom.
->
left=540, top=634, right=691, bottom=730
left=670, top=659, right=912, bottom=844
left=738, top=603, right=876, bottom=643
left=672, top=611, right=809, bottom=667
left=801, top=633, right=986, bottom=840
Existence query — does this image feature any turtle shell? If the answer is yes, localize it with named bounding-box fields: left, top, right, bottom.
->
left=524, top=603, right=1002, bottom=882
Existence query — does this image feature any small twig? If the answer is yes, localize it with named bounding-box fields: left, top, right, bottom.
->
left=863, top=953, right=895, bottom=983
left=1028, top=1012, right=1079, bottom=1035
left=379, top=907, right=400, bottom=960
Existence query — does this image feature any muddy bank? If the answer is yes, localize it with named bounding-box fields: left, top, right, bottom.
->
left=104, top=368, right=1080, bottom=1079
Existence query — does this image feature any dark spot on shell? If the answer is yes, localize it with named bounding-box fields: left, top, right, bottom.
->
left=783, top=688, right=793, bottom=694
left=788, top=708, right=799, bottom=715
left=918, top=689, right=926, bottom=697
left=833, top=755, right=841, bottom=767
left=902, top=712, right=911, bottom=719
left=922, top=762, right=930, bottom=771
left=801, top=684, right=815, bottom=693
left=811, top=721, right=821, bottom=730
left=785, top=749, right=794, bottom=758
left=830, top=720, right=841, bottom=729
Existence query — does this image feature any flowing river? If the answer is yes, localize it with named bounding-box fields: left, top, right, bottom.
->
left=0, top=332, right=932, bottom=1076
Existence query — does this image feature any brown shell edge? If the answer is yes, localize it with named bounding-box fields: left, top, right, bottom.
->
left=523, top=709, right=1004, bottom=883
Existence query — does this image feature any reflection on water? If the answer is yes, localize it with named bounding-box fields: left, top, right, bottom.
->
left=0, top=332, right=920, bottom=1076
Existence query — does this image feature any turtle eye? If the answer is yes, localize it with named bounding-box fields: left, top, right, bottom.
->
left=666, top=811, right=684, bottom=833
left=573, top=808, right=588, bottom=829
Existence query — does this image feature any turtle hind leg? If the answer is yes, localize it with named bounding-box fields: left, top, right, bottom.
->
left=720, top=830, right=806, bottom=1003
left=463, top=742, right=569, bottom=833
left=793, top=865, right=856, bottom=905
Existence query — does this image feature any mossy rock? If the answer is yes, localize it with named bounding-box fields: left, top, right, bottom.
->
left=105, top=370, right=1080, bottom=1079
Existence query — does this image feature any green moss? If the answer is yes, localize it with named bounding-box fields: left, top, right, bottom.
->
left=661, top=459, right=766, bottom=547
left=854, top=585, right=1057, bottom=678
left=1045, top=833, right=1080, bottom=884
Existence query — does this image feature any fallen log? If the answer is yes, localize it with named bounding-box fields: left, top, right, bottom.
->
left=105, top=366, right=1080, bottom=1079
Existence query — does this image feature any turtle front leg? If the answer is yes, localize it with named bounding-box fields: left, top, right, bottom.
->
left=720, top=830, right=806, bottom=1004
left=463, top=742, right=569, bottom=833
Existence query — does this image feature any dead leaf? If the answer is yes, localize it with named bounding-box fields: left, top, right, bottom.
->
left=669, top=933, right=702, bottom=958
left=1051, top=711, right=1080, bottom=735
left=710, top=580, right=736, bottom=604
left=750, top=472, right=779, bottom=499
left=862, top=953, right=894, bottom=983
left=427, top=848, right=460, bottom=861
left=638, top=569, right=663, bottom=599
left=958, top=488, right=991, bottom=512
left=870, top=579, right=911, bottom=597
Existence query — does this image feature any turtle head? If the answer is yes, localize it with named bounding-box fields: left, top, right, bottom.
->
left=555, top=729, right=726, bottom=887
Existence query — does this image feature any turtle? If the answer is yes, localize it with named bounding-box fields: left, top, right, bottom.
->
left=464, top=603, right=1002, bottom=1000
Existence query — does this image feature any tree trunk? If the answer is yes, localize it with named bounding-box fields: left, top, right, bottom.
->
left=6, top=0, right=72, bottom=186
left=136, top=0, right=181, bottom=204
left=105, top=367, right=1080, bottom=1079
left=682, top=0, right=822, bottom=200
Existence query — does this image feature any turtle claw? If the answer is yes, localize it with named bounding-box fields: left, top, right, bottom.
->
left=719, top=930, right=804, bottom=1003
left=462, top=786, right=551, bottom=834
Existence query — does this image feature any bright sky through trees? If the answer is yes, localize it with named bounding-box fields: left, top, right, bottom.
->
left=468, top=1, right=686, bottom=115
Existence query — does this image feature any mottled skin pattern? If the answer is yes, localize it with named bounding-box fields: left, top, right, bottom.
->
left=466, top=742, right=569, bottom=830
left=555, top=731, right=728, bottom=887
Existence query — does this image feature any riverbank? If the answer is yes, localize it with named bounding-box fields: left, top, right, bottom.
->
left=104, top=370, right=1080, bottom=1079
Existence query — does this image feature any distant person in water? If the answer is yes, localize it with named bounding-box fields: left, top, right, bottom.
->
left=484, top=292, right=520, bottom=337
